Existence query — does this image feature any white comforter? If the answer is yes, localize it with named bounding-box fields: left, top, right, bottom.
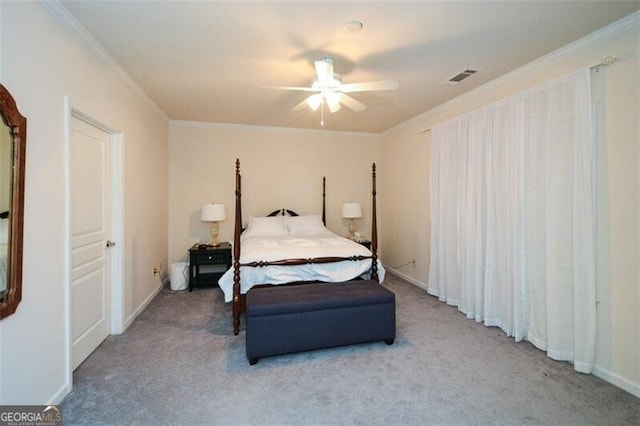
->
left=218, top=229, right=385, bottom=302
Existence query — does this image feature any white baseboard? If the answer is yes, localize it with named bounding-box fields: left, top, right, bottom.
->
left=123, top=284, right=161, bottom=331
left=385, top=268, right=428, bottom=290
left=49, top=381, right=72, bottom=405
left=592, top=365, right=640, bottom=398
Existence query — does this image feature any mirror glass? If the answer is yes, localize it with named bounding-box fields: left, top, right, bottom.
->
left=0, top=84, right=26, bottom=319
left=0, top=120, right=11, bottom=294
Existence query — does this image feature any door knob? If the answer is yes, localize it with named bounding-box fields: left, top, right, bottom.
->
left=106, top=240, right=116, bottom=248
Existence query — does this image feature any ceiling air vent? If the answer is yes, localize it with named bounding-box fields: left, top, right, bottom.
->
left=444, top=68, right=480, bottom=85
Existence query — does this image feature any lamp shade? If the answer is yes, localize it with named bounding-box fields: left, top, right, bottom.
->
left=342, top=202, right=362, bottom=219
left=201, top=203, right=226, bottom=222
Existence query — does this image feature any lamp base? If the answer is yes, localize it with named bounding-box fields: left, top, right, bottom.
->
left=348, top=218, right=357, bottom=239
left=208, top=222, right=220, bottom=247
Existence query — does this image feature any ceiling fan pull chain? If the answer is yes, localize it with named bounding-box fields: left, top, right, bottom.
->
left=320, top=99, right=325, bottom=126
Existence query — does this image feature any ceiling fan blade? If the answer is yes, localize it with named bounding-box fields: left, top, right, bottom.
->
left=340, top=80, right=399, bottom=93
left=314, top=58, right=334, bottom=82
left=292, top=96, right=313, bottom=111
left=339, top=94, right=367, bottom=112
left=258, top=85, right=317, bottom=92
left=292, top=94, right=323, bottom=111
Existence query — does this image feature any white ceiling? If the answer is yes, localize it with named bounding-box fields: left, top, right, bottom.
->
left=60, top=1, right=639, bottom=133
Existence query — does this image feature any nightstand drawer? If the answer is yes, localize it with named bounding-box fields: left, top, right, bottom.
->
left=196, top=252, right=227, bottom=264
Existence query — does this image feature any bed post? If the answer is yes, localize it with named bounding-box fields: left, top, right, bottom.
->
left=322, top=176, right=326, bottom=226
left=233, top=159, right=242, bottom=335
left=371, top=163, right=379, bottom=282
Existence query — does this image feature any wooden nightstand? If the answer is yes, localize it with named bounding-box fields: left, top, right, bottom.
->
left=188, top=242, right=232, bottom=291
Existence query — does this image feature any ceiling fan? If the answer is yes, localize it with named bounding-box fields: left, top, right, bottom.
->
left=261, top=57, right=398, bottom=125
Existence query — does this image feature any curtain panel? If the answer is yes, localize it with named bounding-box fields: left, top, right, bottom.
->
left=428, top=68, right=596, bottom=373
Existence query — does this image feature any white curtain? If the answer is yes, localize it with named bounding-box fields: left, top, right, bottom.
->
left=428, top=68, right=597, bottom=373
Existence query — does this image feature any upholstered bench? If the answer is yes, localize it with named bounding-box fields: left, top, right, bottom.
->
left=245, top=280, right=395, bottom=365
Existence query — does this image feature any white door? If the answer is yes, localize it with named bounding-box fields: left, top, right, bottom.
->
left=70, top=117, right=112, bottom=370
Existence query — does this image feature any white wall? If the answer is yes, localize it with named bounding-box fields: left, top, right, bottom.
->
left=0, top=3, right=169, bottom=404
left=379, top=124, right=430, bottom=288
left=169, top=122, right=381, bottom=264
left=382, top=14, right=639, bottom=396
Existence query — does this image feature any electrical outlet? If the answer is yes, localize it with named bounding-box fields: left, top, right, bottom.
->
left=153, top=266, right=159, bottom=275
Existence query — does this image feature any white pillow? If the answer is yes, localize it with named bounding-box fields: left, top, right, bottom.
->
left=243, top=216, right=288, bottom=237
left=286, top=214, right=325, bottom=235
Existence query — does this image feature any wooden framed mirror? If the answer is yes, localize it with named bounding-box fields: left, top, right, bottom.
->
left=0, top=84, right=26, bottom=319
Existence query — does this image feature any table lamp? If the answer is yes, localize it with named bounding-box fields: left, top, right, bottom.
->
left=201, top=203, right=226, bottom=246
left=342, top=202, right=362, bottom=239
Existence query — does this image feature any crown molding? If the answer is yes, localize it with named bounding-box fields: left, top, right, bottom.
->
left=387, top=10, right=640, bottom=136
left=39, top=1, right=168, bottom=122
left=170, top=120, right=380, bottom=138
left=452, top=11, right=640, bottom=100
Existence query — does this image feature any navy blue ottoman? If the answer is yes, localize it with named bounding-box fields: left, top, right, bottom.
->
left=245, top=280, right=396, bottom=364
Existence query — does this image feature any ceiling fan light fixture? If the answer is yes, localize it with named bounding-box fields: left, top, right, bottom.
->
left=325, top=91, right=341, bottom=113
left=312, top=74, right=341, bottom=90
left=307, top=94, right=323, bottom=111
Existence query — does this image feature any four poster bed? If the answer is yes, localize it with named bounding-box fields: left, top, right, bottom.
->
left=219, top=159, right=384, bottom=335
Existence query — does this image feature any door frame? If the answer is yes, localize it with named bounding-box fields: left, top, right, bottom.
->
left=63, top=98, right=124, bottom=390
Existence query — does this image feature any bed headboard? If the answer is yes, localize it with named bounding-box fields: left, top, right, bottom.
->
left=267, top=209, right=299, bottom=217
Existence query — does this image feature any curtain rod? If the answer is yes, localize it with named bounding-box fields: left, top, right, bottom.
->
left=592, top=55, right=616, bottom=69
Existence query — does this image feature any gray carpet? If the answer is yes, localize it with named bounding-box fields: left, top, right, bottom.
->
left=61, top=274, right=639, bottom=425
